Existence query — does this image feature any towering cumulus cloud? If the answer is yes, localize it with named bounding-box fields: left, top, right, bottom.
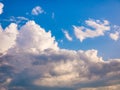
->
left=0, top=21, right=120, bottom=90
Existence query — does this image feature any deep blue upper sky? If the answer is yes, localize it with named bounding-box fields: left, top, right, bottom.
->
left=0, top=0, right=120, bottom=59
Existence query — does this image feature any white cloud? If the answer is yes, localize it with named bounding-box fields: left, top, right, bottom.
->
left=0, top=20, right=120, bottom=90
left=0, top=20, right=58, bottom=54
left=63, top=30, right=73, bottom=41
left=31, top=6, right=44, bottom=15
left=109, top=25, right=120, bottom=41
left=0, top=23, right=18, bottom=54
left=16, top=21, right=59, bottom=53
left=0, top=2, right=4, bottom=14
left=73, top=19, right=110, bottom=42
left=109, top=31, right=119, bottom=41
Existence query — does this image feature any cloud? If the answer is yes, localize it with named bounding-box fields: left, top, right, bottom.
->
left=63, top=30, right=73, bottom=41
left=0, top=2, right=4, bottom=14
left=0, top=20, right=58, bottom=54
left=31, top=6, right=44, bottom=15
left=0, top=20, right=120, bottom=90
left=73, top=19, right=110, bottom=42
left=0, top=16, right=29, bottom=26
left=109, top=25, right=120, bottom=41
left=78, top=84, right=120, bottom=90
left=0, top=23, right=18, bottom=54
left=16, top=21, right=58, bottom=53
left=109, top=31, right=119, bottom=41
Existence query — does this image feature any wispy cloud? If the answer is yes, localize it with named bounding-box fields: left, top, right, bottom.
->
left=63, top=30, right=72, bottom=41
left=0, top=16, right=29, bottom=24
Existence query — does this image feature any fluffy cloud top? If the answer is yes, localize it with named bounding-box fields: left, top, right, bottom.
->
left=0, top=2, right=4, bottom=14
left=63, top=30, right=72, bottom=41
left=31, top=6, right=44, bottom=15
left=73, top=19, right=110, bottom=42
left=0, top=20, right=58, bottom=54
left=0, top=23, right=18, bottom=54
left=0, top=21, right=120, bottom=90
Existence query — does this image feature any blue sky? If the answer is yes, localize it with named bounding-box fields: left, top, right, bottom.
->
left=0, top=0, right=120, bottom=90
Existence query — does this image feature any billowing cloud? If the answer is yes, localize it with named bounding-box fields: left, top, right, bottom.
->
left=73, top=19, right=110, bottom=42
left=0, top=20, right=58, bottom=54
left=63, top=30, right=72, bottom=41
left=0, top=23, right=18, bottom=54
left=0, top=2, right=4, bottom=14
left=31, top=6, right=44, bottom=15
left=0, top=20, right=120, bottom=90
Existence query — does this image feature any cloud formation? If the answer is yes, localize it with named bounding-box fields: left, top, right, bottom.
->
left=31, top=6, right=44, bottom=15
left=63, top=30, right=72, bottom=41
left=0, top=23, right=18, bottom=54
left=0, top=21, right=120, bottom=90
left=73, top=19, right=110, bottom=42
left=0, top=2, right=4, bottom=14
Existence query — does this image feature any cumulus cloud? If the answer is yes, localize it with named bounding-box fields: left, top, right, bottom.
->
left=73, top=19, right=110, bottom=42
left=0, top=2, right=4, bottom=15
left=63, top=30, right=73, bottom=41
left=0, top=23, right=18, bottom=54
left=0, top=20, right=58, bottom=54
left=0, top=20, right=120, bottom=90
left=31, top=6, right=44, bottom=15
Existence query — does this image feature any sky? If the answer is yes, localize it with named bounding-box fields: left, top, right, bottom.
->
left=0, top=0, right=120, bottom=90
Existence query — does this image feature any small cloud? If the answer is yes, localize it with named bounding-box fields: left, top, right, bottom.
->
left=31, top=6, right=44, bottom=15
left=73, top=19, right=110, bottom=42
left=63, top=30, right=73, bottom=41
left=0, top=2, right=4, bottom=14
left=109, top=25, right=120, bottom=41
left=109, top=31, right=119, bottom=41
